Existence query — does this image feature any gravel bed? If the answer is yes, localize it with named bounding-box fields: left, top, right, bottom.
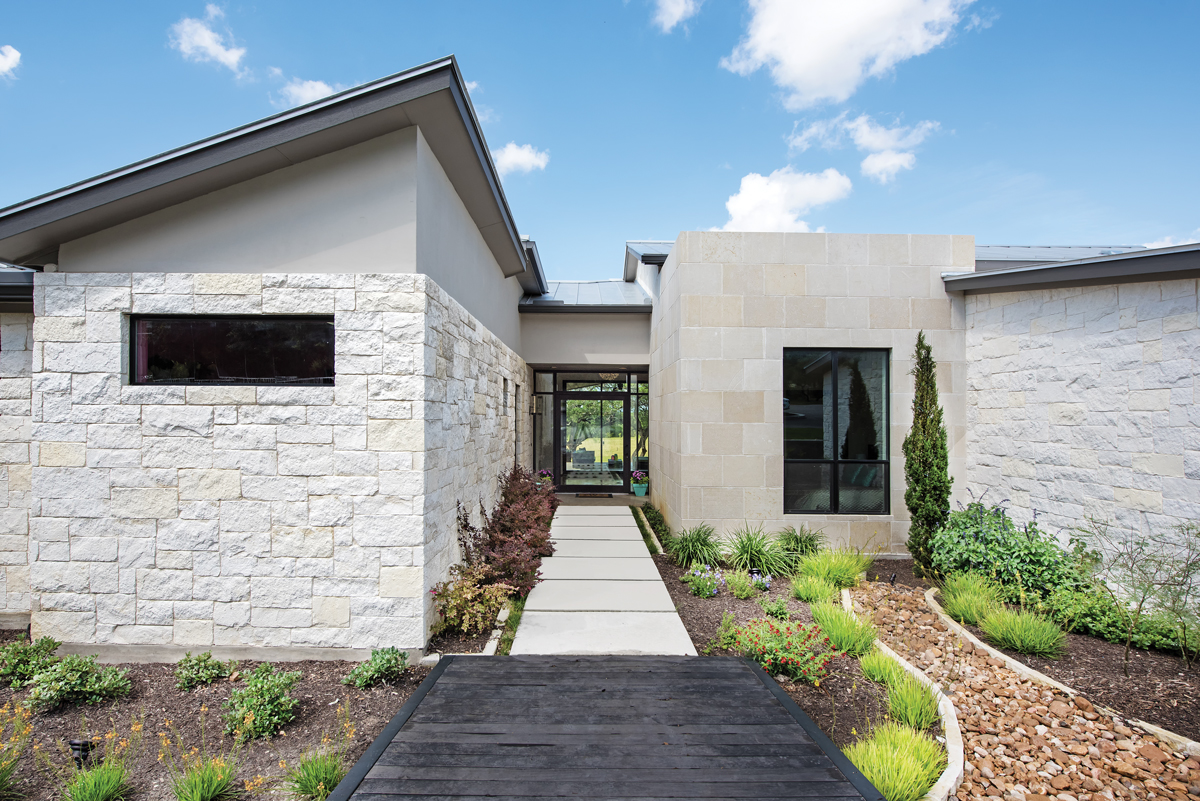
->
left=854, top=581, right=1200, bottom=801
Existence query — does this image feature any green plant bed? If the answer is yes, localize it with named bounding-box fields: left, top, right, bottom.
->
left=798, top=548, right=874, bottom=589
left=671, top=524, right=722, bottom=567
left=724, top=524, right=791, bottom=575
left=497, top=597, right=526, bottom=656
left=791, top=574, right=836, bottom=603
left=979, top=608, right=1066, bottom=659
left=939, top=572, right=1001, bottom=626
left=844, top=721, right=945, bottom=801
left=810, top=601, right=876, bottom=657
left=735, top=618, right=836, bottom=683
left=629, top=506, right=659, bottom=555
left=858, top=647, right=904, bottom=686
left=886, top=673, right=939, bottom=730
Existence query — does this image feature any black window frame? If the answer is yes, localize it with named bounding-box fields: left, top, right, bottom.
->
left=129, top=314, right=336, bottom=386
left=783, top=347, right=890, bottom=515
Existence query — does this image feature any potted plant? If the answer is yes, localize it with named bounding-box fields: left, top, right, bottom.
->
left=536, top=469, right=554, bottom=484
left=631, top=470, right=648, bottom=497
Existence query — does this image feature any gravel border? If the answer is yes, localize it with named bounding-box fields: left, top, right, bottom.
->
left=925, top=587, right=1200, bottom=759
left=843, top=588, right=965, bottom=801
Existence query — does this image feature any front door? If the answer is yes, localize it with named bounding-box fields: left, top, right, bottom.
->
left=559, top=395, right=629, bottom=492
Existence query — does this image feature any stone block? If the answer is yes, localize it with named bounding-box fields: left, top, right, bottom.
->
left=111, top=488, right=179, bottom=519
left=32, top=317, right=85, bottom=342
left=1048, top=403, right=1087, bottom=426
left=173, top=619, right=214, bottom=646
left=1113, top=487, right=1162, bottom=513
left=312, top=596, right=350, bottom=628
left=136, top=569, right=193, bottom=601
left=142, top=406, right=214, bottom=437
left=31, top=611, right=95, bottom=642
left=367, top=420, right=422, bottom=451
left=157, top=519, right=219, bottom=551
left=33, top=467, right=109, bottom=499
left=250, top=607, right=312, bottom=628
left=186, top=386, right=257, bottom=405
left=1132, top=453, right=1185, bottom=477
left=39, top=442, right=85, bottom=467
left=250, top=576, right=311, bottom=608
left=379, top=566, right=422, bottom=597
left=194, top=274, right=261, bottom=295
left=277, top=444, right=334, bottom=476
left=868, top=297, right=911, bottom=329
left=271, top=526, right=334, bottom=558
left=193, top=576, right=250, bottom=602
left=178, top=469, right=241, bottom=500
left=218, top=501, right=271, bottom=533
left=1128, top=389, right=1170, bottom=411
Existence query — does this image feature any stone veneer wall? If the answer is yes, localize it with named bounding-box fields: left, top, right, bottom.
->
left=28, top=271, right=525, bottom=650
left=965, top=278, right=1200, bottom=540
left=0, top=313, right=32, bottom=616
left=649, top=232, right=974, bottom=553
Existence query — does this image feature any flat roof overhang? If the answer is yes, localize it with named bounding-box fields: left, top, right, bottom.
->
left=943, top=243, right=1200, bottom=293
left=0, top=56, right=541, bottom=291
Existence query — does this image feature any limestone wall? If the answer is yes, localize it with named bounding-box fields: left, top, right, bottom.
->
left=650, top=232, right=974, bottom=553
left=0, top=313, right=32, bottom=615
left=964, top=279, right=1200, bottom=541
left=27, top=271, right=525, bottom=649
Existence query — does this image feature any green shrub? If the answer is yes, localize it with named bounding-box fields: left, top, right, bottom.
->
left=939, top=572, right=1001, bottom=626
left=980, top=608, right=1065, bottom=659
left=343, top=647, right=409, bottom=689
left=774, top=525, right=824, bottom=572
left=174, top=651, right=235, bottom=692
left=703, top=611, right=739, bottom=655
left=640, top=502, right=672, bottom=549
left=630, top=506, right=659, bottom=555
left=430, top=563, right=513, bottom=636
left=735, top=619, right=836, bottom=683
left=222, top=663, right=302, bottom=740
left=811, top=601, right=876, bottom=657
left=725, top=570, right=757, bottom=599
left=1037, top=586, right=1187, bottom=652
left=25, top=654, right=131, bottom=712
left=927, top=502, right=1083, bottom=601
left=671, top=523, right=721, bottom=567
left=790, top=574, right=836, bottom=603
left=902, top=331, right=953, bottom=576
left=62, top=760, right=130, bottom=801
left=0, top=636, right=61, bottom=688
left=496, top=596, right=526, bottom=657
left=859, top=648, right=904, bottom=687
left=757, top=597, right=790, bottom=620
left=724, top=524, right=791, bottom=575
left=887, top=673, right=940, bottom=730
left=285, top=750, right=345, bottom=800
left=844, top=721, right=946, bottom=801
left=799, top=548, right=874, bottom=589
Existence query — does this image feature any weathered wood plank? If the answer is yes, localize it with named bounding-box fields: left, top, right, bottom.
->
left=353, top=778, right=865, bottom=798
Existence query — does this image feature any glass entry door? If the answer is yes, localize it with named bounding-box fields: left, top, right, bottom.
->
left=560, top=397, right=628, bottom=490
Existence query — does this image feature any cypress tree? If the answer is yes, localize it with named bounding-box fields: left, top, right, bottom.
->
left=902, top=331, right=952, bottom=575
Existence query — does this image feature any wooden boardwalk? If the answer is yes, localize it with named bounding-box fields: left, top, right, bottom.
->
left=332, top=655, right=882, bottom=801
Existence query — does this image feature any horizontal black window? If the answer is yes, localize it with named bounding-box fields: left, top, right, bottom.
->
left=784, top=348, right=889, bottom=514
left=131, top=316, right=335, bottom=385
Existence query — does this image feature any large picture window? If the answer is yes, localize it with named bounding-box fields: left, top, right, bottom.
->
left=784, top=349, right=889, bottom=514
left=131, top=316, right=335, bottom=385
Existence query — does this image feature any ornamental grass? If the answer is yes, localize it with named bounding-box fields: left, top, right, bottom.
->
left=844, top=721, right=945, bottom=801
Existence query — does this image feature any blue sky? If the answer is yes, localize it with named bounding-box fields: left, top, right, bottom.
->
left=1, top=1, right=1198, bottom=280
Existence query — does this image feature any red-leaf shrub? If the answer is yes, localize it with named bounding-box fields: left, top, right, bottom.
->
left=735, top=618, right=838, bottom=683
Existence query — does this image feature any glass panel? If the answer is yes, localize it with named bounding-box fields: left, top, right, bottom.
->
left=534, top=372, right=554, bottom=393
left=556, top=372, right=627, bottom=393
left=533, top=395, right=554, bottom=478
left=784, top=462, right=831, bottom=513
left=561, top=398, right=625, bottom=486
left=838, top=463, right=886, bottom=514
left=837, top=352, right=887, bottom=461
left=134, top=317, right=334, bottom=385
left=634, top=373, right=649, bottom=395
left=634, top=392, right=649, bottom=473
left=783, top=350, right=832, bottom=460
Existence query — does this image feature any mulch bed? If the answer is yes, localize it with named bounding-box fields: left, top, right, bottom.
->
left=653, top=553, right=889, bottom=746
left=1, top=650, right=429, bottom=800
left=427, top=628, right=491, bottom=655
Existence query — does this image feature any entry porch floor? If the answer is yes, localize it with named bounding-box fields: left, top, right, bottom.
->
left=335, top=654, right=881, bottom=800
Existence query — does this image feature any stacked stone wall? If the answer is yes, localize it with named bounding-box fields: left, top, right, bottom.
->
left=0, top=313, right=32, bottom=614
left=965, top=278, right=1200, bottom=541
left=27, top=272, right=525, bottom=649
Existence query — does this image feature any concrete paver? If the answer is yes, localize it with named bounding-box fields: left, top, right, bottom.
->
left=539, top=556, right=661, bottom=581
left=523, top=579, right=676, bottom=612
left=513, top=611, right=697, bottom=655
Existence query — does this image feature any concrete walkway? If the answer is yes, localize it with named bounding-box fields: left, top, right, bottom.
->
left=509, top=505, right=697, bottom=655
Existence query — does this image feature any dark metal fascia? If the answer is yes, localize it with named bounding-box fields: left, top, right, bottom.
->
left=0, top=272, right=34, bottom=303
left=943, top=247, right=1200, bottom=293
left=518, top=304, right=653, bottom=314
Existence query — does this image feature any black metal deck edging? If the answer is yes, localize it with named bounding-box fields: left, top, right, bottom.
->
left=744, top=658, right=886, bottom=801
left=327, top=654, right=454, bottom=801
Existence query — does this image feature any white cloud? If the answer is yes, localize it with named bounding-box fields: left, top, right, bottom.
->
left=1143, top=231, right=1200, bottom=249
left=860, top=150, right=916, bottom=183
left=278, top=78, right=339, bottom=108
left=654, top=0, right=703, bottom=33
left=491, top=142, right=550, bottom=178
left=170, top=4, right=246, bottom=75
left=789, top=113, right=938, bottom=183
left=722, top=0, right=974, bottom=109
left=720, top=166, right=852, bottom=231
left=0, top=45, right=20, bottom=79
left=464, top=80, right=479, bottom=93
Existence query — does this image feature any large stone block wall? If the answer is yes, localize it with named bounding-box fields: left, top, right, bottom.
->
left=27, top=271, right=525, bottom=649
left=0, top=313, right=32, bottom=614
left=649, top=232, right=974, bottom=553
left=965, top=279, right=1199, bottom=540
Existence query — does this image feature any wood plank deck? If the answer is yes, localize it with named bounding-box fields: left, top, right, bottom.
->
left=332, top=655, right=883, bottom=801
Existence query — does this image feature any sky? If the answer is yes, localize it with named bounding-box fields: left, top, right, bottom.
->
left=1, top=1, right=1198, bottom=281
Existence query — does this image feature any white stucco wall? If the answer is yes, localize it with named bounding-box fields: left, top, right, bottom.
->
left=649, top=232, right=974, bottom=553
left=519, top=313, right=652, bottom=366
left=0, top=313, right=32, bottom=616
left=59, top=129, right=419, bottom=275
left=964, top=279, right=1200, bottom=542
left=27, top=272, right=525, bottom=650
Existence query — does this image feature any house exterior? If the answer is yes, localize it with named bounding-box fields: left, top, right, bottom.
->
left=0, top=57, right=1196, bottom=657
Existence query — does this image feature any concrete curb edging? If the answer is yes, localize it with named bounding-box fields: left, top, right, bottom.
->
left=633, top=506, right=665, bottom=554
left=924, top=587, right=1200, bottom=758
left=841, top=589, right=964, bottom=801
